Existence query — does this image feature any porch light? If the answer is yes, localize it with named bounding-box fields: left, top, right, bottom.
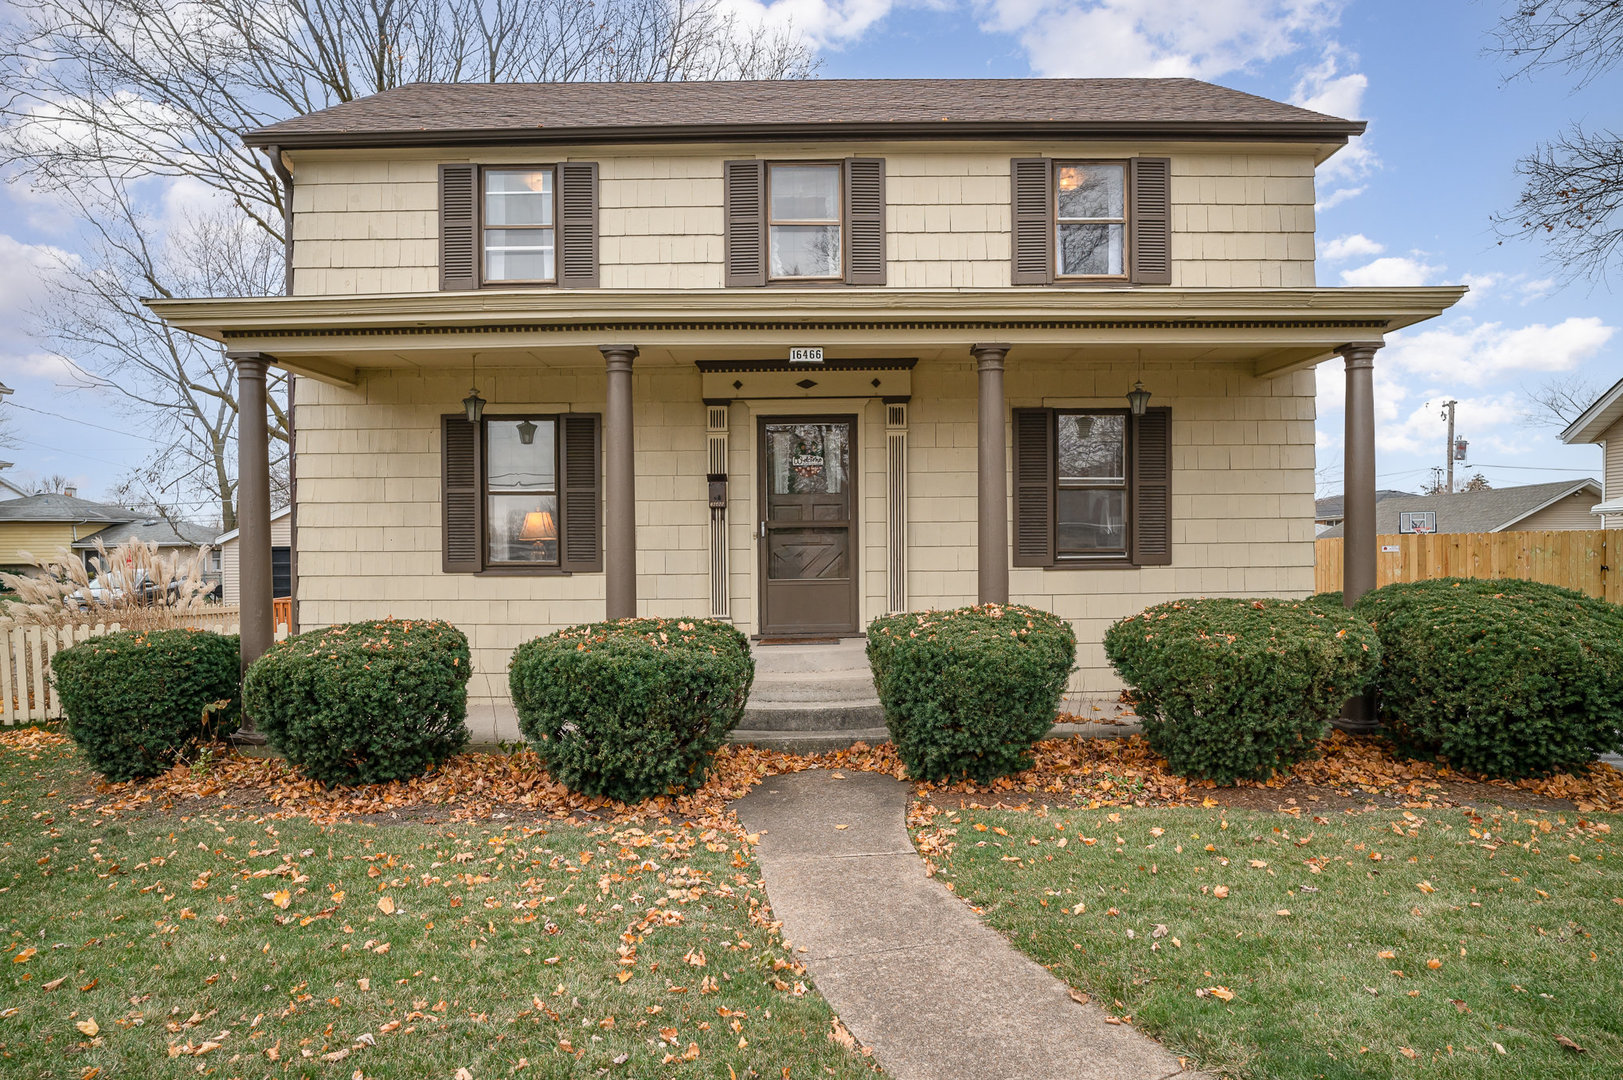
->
left=517, top=419, right=538, bottom=445
left=1126, top=380, right=1152, bottom=416
left=463, top=387, right=486, bottom=424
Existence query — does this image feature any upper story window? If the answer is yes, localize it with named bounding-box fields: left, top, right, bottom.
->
left=1055, top=410, right=1128, bottom=557
left=768, top=163, right=843, bottom=279
left=485, top=416, right=559, bottom=566
left=1056, top=162, right=1127, bottom=279
left=483, top=169, right=556, bottom=284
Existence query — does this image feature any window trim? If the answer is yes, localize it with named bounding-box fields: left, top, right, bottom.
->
left=481, top=412, right=564, bottom=572
left=1052, top=159, right=1131, bottom=283
left=479, top=165, right=559, bottom=288
left=1053, top=407, right=1132, bottom=564
left=766, top=160, right=846, bottom=283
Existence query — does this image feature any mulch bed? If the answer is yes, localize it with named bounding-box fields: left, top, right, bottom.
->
left=6, top=725, right=1621, bottom=829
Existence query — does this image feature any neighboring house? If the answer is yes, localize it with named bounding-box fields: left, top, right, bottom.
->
left=151, top=78, right=1463, bottom=739
left=1314, top=489, right=1413, bottom=534
left=1560, top=376, right=1623, bottom=527
left=71, top=518, right=220, bottom=587
left=215, top=508, right=293, bottom=605
left=0, top=464, right=25, bottom=500
left=1316, top=479, right=1603, bottom=538
left=0, top=492, right=138, bottom=576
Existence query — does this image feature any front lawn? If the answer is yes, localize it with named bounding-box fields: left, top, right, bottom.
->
left=0, top=728, right=877, bottom=1078
left=917, top=801, right=1622, bottom=1080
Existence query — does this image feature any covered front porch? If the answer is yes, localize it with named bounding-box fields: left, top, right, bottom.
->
left=151, top=286, right=1462, bottom=739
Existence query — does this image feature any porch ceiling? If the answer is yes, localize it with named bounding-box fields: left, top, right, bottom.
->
left=147, top=285, right=1466, bottom=388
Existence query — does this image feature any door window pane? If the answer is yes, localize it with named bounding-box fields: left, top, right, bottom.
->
left=766, top=423, right=849, bottom=496
left=1056, top=414, right=1125, bottom=481
left=1056, top=488, right=1127, bottom=554
left=485, top=419, right=558, bottom=564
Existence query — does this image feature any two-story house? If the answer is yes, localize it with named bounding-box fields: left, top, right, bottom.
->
left=151, top=78, right=1463, bottom=740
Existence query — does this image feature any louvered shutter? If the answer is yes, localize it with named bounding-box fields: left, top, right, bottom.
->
left=1130, top=157, right=1172, bottom=285
left=558, top=161, right=599, bottom=288
left=439, top=164, right=478, bottom=291
left=442, top=415, right=481, bottom=572
left=558, top=413, right=602, bottom=573
left=1131, top=407, right=1172, bottom=565
left=844, top=157, right=886, bottom=285
left=724, top=160, right=767, bottom=287
left=1013, top=408, right=1054, bottom=566
left=1010, top=158, right=1053, bottom=286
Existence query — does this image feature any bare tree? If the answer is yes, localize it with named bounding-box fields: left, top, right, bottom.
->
left=1522, top=372, right=1602, bottom=429
left=26, top=474, right=76, bottom=495
left=1491, top=1, right=1623, bottom=281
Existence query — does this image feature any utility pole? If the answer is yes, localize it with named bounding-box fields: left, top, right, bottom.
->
left=1429, top=466, right=1445, bottom=495
left=1441, top=400, right=1458, bottom=493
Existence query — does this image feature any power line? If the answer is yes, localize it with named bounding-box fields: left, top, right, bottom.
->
left=4, top=402, right=166, bottom=445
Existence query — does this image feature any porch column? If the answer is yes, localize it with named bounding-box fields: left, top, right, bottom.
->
left=601, top=345, right=638, bottom=620
left=972, top=343, right=1011, bottom=605
left=230, top=352, right=275, bottom=738
left=1339, top=341, right=1382, bottom=731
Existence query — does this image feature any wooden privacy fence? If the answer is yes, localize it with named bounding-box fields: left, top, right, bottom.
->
left=1, top=605, right=291, bottom=725
left=1315, top=528, right=1623, bottom=604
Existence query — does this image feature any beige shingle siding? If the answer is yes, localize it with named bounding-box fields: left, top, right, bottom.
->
left=1604, top=418, right=1623, bottom=523
left=290, top=359, right=1316, bottom=740
left=1513, top=490, right=1605, bottom=532
left=288, top=145, right=1317, bottom=295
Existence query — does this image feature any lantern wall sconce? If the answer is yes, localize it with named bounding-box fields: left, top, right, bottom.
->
left=1126, top=379, right=1152, bottom=417
left=462, top=387, right=486, bottom=424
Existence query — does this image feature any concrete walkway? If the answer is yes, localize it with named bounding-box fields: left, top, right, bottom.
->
left=734, top=770, right=1205, bottom=1080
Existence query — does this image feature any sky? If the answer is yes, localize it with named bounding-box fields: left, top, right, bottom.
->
left=1, top=0, right=1620, bottom=521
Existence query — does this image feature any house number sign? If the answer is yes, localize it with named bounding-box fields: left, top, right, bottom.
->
left=788, top=347, right=824, bottom=364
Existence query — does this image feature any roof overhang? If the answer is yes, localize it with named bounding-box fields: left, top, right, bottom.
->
left=147, top=286, right=1466, bottom=389
left=1560, top=375, right=1623, bottom=444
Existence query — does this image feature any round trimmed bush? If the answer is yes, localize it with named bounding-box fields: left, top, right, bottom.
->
left=508, top=618, right=753, bottom=802
left=1353, top=578, right=1623, bottom=777
left=1104, top=598, right=1380, bottom=783
left=867, top=604, right=1076, bottom=784
left=243, top=618, right=471, bottom=786
left=52, top=629, right=240, bottom=781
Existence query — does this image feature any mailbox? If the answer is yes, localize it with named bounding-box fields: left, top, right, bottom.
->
left=707, top=473, right=728, bottom=510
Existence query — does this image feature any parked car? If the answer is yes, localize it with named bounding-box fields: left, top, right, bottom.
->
left=69, top=570, right=182, bottom=608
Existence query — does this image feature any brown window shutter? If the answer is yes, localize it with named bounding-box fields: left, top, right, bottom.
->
left=1013, top=407, right=1054, bottom=566
left=439, top=164, right=479, bottom=291
left=558, top=161, right=599, bottom=288
left=724, top=160, right=767, bottom=287
left=559, top=413, right=602, bottom=573
left=1010, top=158, right=1053, bottom=286
left=442, top=415, right=481, bottom=572
left=1131, top=407, right=1172, bottom=565
left=1130, top=157, right=1172, bottom=285
left=844, top=157, right=886, bottom=285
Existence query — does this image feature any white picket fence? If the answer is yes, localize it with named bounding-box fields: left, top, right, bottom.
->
left=0, top=605, right=289, bottom=725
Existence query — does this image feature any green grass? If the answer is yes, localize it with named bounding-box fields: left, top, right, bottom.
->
left=0, top=732, right=877, bottom=1078
left=918, top=802, right=1623, bottom=1080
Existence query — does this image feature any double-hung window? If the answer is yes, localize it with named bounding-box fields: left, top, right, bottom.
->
left=1055, top=411, right=1128, bottom=558
left=1055, top=162, right=1127, bottom=279
left=484, top=416, right=559, bottom=566
left=768, top=163, right=843, bottom=280
left=483, top=169, right=556, bottom=284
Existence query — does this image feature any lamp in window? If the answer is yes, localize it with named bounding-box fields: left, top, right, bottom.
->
left=1126, top=380, right=1152, bottom=416
left=519, top=508, right=557, bottom=557
left=517, top=419, right=538, bottom=445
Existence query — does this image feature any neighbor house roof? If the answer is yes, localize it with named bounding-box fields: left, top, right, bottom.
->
left=1314, top=490, right=1414, bottom=524
left=70, top=518, right=217, bottom=550
left=0, top=492, right=138, bottom=524
left=1560, top=375, right=1623, bottom=445
left=214, top=506, right=292, bottom=545
left=245, top=78, right=1366, bottom=150
left=1317, top=479, right=1601, bottom=538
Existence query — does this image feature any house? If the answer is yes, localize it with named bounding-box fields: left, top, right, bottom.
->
left=0, top=465, right=25, bottom=500
left=1313, top=489, right=1413, bottom=534
left=1560, top=376, right=1623, bottom=526
left=149, top=78, right=1464, bottom=740
left=0, top=492, right=138, bottom=576
left=1316, top=479, right=1604, bottom=538
left=215, top=507, right=293, bottom=605
left=70, top=518, right=220, bottom=587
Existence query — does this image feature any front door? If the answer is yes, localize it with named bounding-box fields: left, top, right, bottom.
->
left=759, top=417, right=858, bottom=637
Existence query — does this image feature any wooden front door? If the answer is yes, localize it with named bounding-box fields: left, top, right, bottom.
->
left=759, top=416, right=858, bottom=637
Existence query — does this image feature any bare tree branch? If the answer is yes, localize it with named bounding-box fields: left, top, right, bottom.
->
left=1491, top=0, right=1623, bottom=88
left=1521, top=372, right=1603, bottom=428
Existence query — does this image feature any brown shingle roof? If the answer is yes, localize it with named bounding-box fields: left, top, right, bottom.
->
left=246, top=78, right=1363, bottom=149
left=1316, top=480, right=1601, bottom=538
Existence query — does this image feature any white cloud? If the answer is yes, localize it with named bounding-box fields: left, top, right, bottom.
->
left=1290, top=45, right=1376, bottom=209
left=1339, top=255, right=1442, bottom=287
left=1382, top=394, right=1530, bottom=458
left=969, top=0, right=1345, bottom=78
left=0, top=234, right=77, bottom=321
left=1383, top=316, right=1616, bottom=386
left=719, top=0, right=913, bottom=46
left=1315, top=185, right=1366, bottom=212
left=1519, top=277, right=1556, bottom=303
left=1318, top=233, right=1383, bottom=261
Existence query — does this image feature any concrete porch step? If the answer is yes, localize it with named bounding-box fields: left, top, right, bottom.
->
left=742, top=700, right=886, bottom=731
left=750, top=637, right=870, bottom=674
left=749, top=668, right=878, bottom=704
left=728, top=727, right=891, bottom=753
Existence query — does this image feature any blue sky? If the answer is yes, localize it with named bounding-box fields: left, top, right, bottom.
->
left=2, top=0, right=1619, bottom=518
